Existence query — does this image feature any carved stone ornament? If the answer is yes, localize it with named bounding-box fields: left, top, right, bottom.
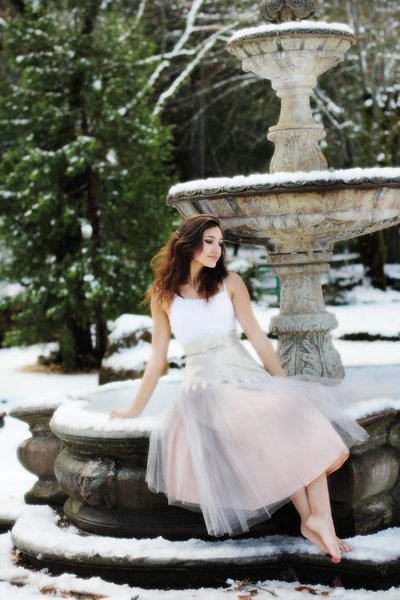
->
left=77, top=458, right=117, bottom=508
left=259, top=0, right=316, bottom=23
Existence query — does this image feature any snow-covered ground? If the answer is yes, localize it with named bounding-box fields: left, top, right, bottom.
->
left=1, top=274, right=400, bottom=599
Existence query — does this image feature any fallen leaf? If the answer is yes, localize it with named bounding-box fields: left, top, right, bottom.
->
left=235, top=579, right=251, bottom=591
left=294, top=586, right=318, bottom=595
left=40, top=587, right=59, bottom=596
left=39, top=587, right=108, bottom=599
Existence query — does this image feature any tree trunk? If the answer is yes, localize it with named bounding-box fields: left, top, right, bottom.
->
left=95, top=318, right=108, bottom=362
left=60, top=319, right=94, bottom=371
left=358, top=231, right=387, bottom=290
left=386, top=225, right=400, bottom=264
left=65, top=0, right=106, bottom=368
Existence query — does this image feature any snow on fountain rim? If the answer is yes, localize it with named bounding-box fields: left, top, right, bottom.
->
left=12, top=505, right=400, bottom=564
left=168, top=167, right=400, bottom=200
left=50, top=399, right=162, bottom=438
left=49, top=371, right=181, bottom=439
left=49, top=388, right=400, bottom=440
left=228, top=21, right=355, bottom=45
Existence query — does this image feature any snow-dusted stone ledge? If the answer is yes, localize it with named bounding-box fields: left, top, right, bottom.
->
left=11, top=506, right=400, bottom=590
left=168, top=167, right=400, bottom=201
left=9, top=391, right=70, bottom=417
left=228, top=21, right=355, bottom=45
left=51, top=374, right=181, bottom=440
left=345, top=397, right=400, bottom=421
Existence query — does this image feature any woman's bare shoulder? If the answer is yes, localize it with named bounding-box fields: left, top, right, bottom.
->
left=225, top=271, right=248, bottom=296
left=150, top=294, right=173, bottom=319
left=226, top=271, right=245, bottom=288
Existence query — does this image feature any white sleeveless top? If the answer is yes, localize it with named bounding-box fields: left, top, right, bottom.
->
left=169, top=280, right=237, bottom=346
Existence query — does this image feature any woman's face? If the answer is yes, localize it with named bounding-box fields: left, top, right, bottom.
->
left=192, top=226, right=223, bottom=269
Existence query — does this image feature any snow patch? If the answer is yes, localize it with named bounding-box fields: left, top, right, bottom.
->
left=108, top=313, right=153, bottom=342
left=102, top=339, right=151, bottom=371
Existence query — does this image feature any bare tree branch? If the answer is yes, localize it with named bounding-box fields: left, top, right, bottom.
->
left=154, top=23, right=238, bottom=115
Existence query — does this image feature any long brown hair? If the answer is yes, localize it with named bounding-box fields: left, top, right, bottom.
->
left=146, top=214, right=228, bottom=305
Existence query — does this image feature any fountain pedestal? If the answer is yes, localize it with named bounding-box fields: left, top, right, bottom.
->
left=229, top=23, right=355, bottom=172
left=269, top=251, right=343, bottom=378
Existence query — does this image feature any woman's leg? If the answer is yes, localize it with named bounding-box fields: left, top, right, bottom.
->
left=291, top=488, right=328, bottom=554
left=303, top=473, right=341, bottom=563
left=291, top=474, right=354, bottom=562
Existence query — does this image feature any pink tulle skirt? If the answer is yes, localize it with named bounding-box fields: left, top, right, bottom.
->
left=146, top=332, right=368, bottom=537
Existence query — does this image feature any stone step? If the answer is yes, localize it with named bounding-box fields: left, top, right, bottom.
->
left=11, top=506, right=400, bottom=591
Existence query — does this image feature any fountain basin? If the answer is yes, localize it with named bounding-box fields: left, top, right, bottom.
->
left=167, top=168, right=400, bottom=252
left=49, top=373, right=400, bottom=541
left=227, top=22, right=355, bottom=89
left=50, top=376, right=214, bottom=538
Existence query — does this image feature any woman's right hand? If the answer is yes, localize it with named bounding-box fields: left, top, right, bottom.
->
left=109, top=407, right=141, bottom=420
left=109, top=297, right=171, bottom=422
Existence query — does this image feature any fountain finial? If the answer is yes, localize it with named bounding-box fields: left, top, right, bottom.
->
left=259, top=0, right=316, bottom=23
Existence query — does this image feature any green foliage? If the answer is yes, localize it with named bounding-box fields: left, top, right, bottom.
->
left=0, top=0, right=175, bottom=368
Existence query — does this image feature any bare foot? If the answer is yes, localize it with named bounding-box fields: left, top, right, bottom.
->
left=305, top=515, right=341, bottom=563
left=337, top=538, right=354, bottom=552
left=301, top=524, right=353, bottom=556
left=301, top=522, right=328, bottom=555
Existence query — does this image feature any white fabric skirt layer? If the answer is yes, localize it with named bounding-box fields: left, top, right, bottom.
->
left=146, top=331, right=368, bottom=537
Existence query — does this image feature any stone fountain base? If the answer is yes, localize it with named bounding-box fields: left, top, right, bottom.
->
left=11, top=506, right=400, bottom=590
left=50, top=380, right=400, bottom=542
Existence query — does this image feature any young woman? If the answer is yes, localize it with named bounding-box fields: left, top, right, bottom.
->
left=110, top=214, right=367, bottom=563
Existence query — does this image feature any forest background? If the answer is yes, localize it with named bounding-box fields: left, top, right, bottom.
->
left=0, top=0, right=399, bottom=370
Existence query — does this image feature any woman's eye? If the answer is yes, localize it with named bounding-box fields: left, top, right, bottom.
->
left=204, top=239, right=223, bottom=246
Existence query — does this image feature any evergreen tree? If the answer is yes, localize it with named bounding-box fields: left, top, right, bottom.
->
left=0, top=0, right=175, bottom=369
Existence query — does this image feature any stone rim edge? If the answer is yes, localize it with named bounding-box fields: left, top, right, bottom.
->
left=167, top=176, right=400, bottom=204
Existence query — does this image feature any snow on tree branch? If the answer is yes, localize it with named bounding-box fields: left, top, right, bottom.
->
left=313, top=90, right=353, bottom=131
left=148, top=0, right=207, bottom=90
left=153, top=23, right=237, bottom=115
left=135, top=0, right=148, bottom=24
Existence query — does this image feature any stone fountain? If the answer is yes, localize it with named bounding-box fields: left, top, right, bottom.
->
left=11, top=0, right=400, bottom=591
left=167, top=0, right=400, bottom=380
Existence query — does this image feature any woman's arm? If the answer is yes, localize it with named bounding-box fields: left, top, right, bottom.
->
left=226, top=271, right=286, bottom=377
left=109, top=296, right=171, bottom=419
